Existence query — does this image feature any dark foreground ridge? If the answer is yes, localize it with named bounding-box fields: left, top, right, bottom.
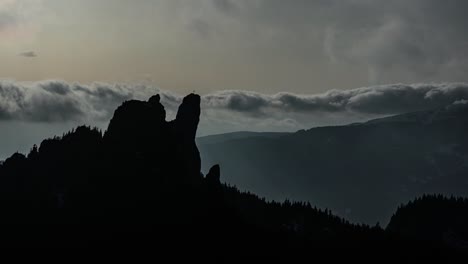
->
left=0, top=94, right=467, bottom=256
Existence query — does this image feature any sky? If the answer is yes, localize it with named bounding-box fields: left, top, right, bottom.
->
left=1, top=0, right=468, bottom=158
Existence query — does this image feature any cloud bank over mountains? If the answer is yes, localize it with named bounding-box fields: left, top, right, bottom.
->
left=203, top=83, right=468, bottom=116
left=0, top=80, right=141, bottom=123
left=1, top=79, right=468, bottom=159
left=1, top=80, right=468, bottom=134
left=1, top=80, right=468, bottom=122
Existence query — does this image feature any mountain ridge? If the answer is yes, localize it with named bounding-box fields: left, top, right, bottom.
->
left=0, top=94, right=466, bottom=254
left=199, top=103, right=468, bottom=224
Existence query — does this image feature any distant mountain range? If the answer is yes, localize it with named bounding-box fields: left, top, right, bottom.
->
left=197, top=131, right=290, bottom=145
left=198, top=103, right=468, bottom=224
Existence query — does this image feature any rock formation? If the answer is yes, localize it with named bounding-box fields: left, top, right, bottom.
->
left=104, top=93, right=202, bottom=183
left=205, top=164, right=221, bottom=185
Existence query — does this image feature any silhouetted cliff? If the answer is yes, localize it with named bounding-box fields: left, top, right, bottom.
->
left=104, top=93, right=201, bottom=184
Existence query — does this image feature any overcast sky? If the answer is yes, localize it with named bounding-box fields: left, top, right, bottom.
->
left=2, top=0, right=468, bottom=92
left=1, top=0, right=468, bottom=158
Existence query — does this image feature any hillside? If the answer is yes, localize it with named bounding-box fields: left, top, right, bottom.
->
left=198, top=103, right=468, bottom=224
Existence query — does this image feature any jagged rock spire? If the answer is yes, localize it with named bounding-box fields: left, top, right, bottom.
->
left=175, top=93, right=201, bottom=141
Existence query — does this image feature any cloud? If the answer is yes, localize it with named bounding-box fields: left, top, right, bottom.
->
left=212, top=0, right=239, bottom=13
left=0, top=0, right=44, bottom=38
left=201, top=0, right=468, bottom=84
left=18, top=51, right=37, bottom=57
left=199, top=82, right=468, bottom=134
left=203, top=83, right=468, bottom=116
left=0, top=80, right=159, bottom=123
left=453, top=99, right=468, bottom=105
left=1, top=80, right=468, bottom=134
left=0, top=11, right=16, bottom=31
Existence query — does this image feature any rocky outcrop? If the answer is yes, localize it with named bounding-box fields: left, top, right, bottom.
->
left=105, top=94, right=167, bottom=148
left=205, top=164, right=221, bottom=185
left=0, top=93, right=206, bottom=210
left=104, top=93, right=202, bottom=183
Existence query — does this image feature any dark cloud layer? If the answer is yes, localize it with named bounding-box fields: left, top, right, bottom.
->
left=1, top=80, right=468, bottom=125
left=0, top=80, right=153, bottom=122
left=204, top=83, right=468, bottom=116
